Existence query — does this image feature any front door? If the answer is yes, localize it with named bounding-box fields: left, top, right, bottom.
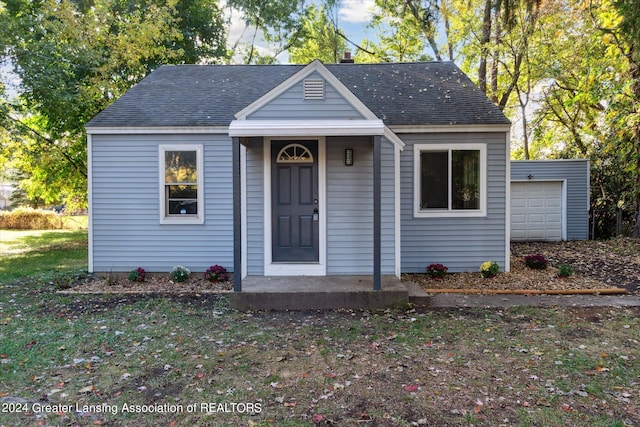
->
left=271, top=140, right=319, bottom=262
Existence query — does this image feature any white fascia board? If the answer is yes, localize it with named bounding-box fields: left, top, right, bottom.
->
left=234, top=60, right=379, bottom=121
left=86, top=126, right=229, bottom=135
left=229, top=119, right=384, bottom=137
left=384, top=126, right=405, bottom=150
left=389, top=124, right=512, bottom=133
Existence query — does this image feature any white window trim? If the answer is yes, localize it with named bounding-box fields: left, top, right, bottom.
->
left=413, top=143, right=487, bottom=218
left=159, top=144, right=204, bottom=225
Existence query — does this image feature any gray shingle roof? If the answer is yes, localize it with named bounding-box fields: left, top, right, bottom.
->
left=86, top=62, right=510, bottom=128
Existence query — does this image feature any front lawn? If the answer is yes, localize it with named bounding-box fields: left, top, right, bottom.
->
left=0, top=229, right=87, bottom=284
left=0, top=234, right=638, bottom=426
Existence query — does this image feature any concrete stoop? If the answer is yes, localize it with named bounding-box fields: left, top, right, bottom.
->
left=228, top=275, right=409, bottom=310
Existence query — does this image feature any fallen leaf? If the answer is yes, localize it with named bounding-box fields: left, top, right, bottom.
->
left=403, top=384, right=419, bottom=392
left=78, top=385, right=96, bottom=394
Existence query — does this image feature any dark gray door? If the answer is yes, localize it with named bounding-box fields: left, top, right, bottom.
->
left=272, top=140, right=319, bottom=262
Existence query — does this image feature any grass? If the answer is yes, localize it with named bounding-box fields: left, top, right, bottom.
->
left=0, top=234, right=639, bottom=426
left=0, top=229, right=87, bottom=283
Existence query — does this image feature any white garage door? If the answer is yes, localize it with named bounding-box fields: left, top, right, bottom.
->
left=511, top=181, right=563, bottom=241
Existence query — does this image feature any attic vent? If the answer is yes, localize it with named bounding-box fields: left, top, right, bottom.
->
left=304, top=79, right=325, bottom=100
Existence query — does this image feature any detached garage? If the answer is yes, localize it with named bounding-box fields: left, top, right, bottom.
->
left=510, top=160, right=590, bottom=241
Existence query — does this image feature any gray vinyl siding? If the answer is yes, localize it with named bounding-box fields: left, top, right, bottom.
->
left=326, top=137, right=395, bottom=275
left=511, top=160, right=590, bottom=240
left=91, top=134, right=233, bottom=272
left=247, top=71, right=365, bottom=121
left=245, top=139, right=264, bottom=275
left=400, top=132, right=508, bottom=273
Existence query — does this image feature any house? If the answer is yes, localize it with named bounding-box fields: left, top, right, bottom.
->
left=86, top=60, right=511, bottom=291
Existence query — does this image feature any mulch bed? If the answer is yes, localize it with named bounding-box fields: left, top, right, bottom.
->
left=62, top=238, right=640, bottom=295
left=407, top=238, right=640, bottom=294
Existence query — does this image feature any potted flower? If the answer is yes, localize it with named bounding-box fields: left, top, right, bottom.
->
left=426, top=263, right=448, bottom=280
left=480, top=261, right=500, bottom=278
left=128, top=267, right=146, bottom=282
left=171, top=266, right=191, bottom=283
left=523, top=254, right=549, bottom=270
left=204, top=265, right=229, bottom=283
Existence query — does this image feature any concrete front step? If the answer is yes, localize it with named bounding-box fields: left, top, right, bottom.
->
left=228, top=275, right=409, bottom=310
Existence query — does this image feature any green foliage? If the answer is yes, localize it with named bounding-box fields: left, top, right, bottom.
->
left=557, top=264, right=574, bottom=277
left=0, top=0, right=229, bottom=209
left=226, top=0, right=309, bottom=64
left=288, top=4, right=347, bottom=64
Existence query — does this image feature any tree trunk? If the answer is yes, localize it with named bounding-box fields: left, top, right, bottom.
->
left=629, top=59, right=640, bottom=237
left=478, top=0, right=492, bottom=94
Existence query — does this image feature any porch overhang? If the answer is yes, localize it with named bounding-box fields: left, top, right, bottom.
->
left=228, top=119, right=385, bottom=137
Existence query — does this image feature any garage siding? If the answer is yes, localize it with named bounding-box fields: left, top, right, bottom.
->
left=510, top=160, right=589, bottom=241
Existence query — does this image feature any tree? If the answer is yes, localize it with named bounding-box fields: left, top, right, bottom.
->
left=0, top=0, right=228, bottom=209
left=225, top=0, right=309, bottom=64
left=358, top=3, right=432, bottom=62
left=288, top=3, right=347, bottom=64
left=370, top=0, right=453, bottom=61
left=591, top=0, right=640, bottom=236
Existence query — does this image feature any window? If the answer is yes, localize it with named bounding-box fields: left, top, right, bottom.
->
left=160, top=145, right=204, bottom=224
left=414, top=143, right=486, bottom=217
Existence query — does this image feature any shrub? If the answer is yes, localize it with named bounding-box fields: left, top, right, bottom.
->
left=204, top=265, right=229, bottom=283
left=426, top=263, right=448, bottom=279
left=0, top=207, right=63, bottom=230
left=524, top=254, right=549, bottom=270
left=480, top=261, right=500, bottom=278
left=171, top=266, right=191, bottom=283
left=557, top=264, right=574, bottom=277
left=128, top=267, right=146, bottom=282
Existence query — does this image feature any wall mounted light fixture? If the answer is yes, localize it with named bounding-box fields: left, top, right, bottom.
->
left=345, top=148, right=354, bottom=166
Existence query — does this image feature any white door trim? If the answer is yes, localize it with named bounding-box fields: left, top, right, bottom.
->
left=264, top=137, right=327, bottom=275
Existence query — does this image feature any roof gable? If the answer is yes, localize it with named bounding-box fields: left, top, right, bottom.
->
left=235, top=60, right=375, bottom=121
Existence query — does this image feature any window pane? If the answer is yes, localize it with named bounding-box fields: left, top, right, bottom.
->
left=420, top=151, right=448, bottom=209
left=166, top=185, right=198, bottom=215
left=168, top=200, right=198, bottom=215
left=167, top=185, right=197, bottom=199
left=452, top=150, right=480, bottom=210
left=165, top=151, right=197, bottom=183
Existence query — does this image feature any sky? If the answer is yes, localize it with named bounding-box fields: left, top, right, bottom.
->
left=227, top=0, right=378, bottom=63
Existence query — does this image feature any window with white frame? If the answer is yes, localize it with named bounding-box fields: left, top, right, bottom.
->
left=414, top=143, right=487, bottom=217
left=160, top=145, right=204, bottom=224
